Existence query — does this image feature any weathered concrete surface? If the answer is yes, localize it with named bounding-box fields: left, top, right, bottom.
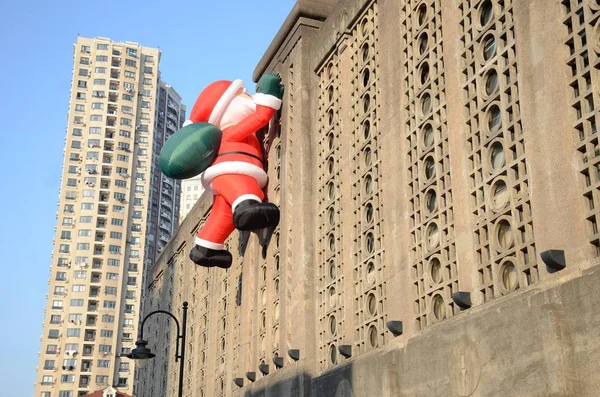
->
left=239, top=264, right=600, bottom=397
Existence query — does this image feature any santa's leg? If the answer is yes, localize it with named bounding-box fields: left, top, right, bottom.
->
left=189, top=195, right=235, bottom=269
left=212, top=174, right=280, bottom=231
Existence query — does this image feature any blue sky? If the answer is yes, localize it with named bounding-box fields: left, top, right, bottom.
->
left=0, top=0, right=295, bottom=394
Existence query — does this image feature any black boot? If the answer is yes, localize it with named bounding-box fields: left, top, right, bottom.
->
left=233, top=199, right=280, bottom=231
left=189, top=245, right=232, bottom=269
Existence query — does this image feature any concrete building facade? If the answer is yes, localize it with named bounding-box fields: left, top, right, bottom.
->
left=136, top=1, right=600, bottom=396
left=34, top=36, right=183, bottom=397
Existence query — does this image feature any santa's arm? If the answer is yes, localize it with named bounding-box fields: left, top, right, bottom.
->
left=224, top=95, right=281, bottom=142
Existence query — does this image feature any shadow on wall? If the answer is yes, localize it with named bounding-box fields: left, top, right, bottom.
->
left=239, top=362, right=354, bottom=397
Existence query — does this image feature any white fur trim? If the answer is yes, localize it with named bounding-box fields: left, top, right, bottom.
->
left=232, top=194, right=262, bottom=212
left=209, top=79, right=245, bottom=126
left=195, top=237, right=224, bottom=250
left=183, top=120, right=193, bottom=127
left=253, top=93, right=282, bottom=110
left=200, top=162, right=268, bottom=193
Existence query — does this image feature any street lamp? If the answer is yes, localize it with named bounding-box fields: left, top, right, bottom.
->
left=126, top=301, right=188, bottom=397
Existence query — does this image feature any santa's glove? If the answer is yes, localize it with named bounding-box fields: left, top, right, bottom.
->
left=255, top=72, right=284, bottom=110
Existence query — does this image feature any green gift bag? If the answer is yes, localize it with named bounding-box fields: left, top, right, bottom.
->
left=159, top=122, right=222, bottom=180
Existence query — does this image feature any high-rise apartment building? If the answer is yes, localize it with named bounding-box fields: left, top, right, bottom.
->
left=34, top=36, right=184, bottom=397
left=136, top=1, right=600, bottom=396
left=179, top=176, right=205, bottom=221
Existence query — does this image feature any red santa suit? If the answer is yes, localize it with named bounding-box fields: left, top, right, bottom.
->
left=184, top=79, right=281, bottom=268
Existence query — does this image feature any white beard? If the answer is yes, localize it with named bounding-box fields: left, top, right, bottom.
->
left=219, top=95, right=256, bottom=127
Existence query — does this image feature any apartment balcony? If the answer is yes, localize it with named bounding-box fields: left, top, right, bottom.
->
left=167, top=100, right=176, bottom=110
left=159, top=222, right=172, bottom=232
left=99, top=193, right=110, bottom=202
left=162, top=176, right=173, bottom=188
left=89, top=287, right=100, bottom=298
left=79, top=376, right=90, bottom=388
left=161, top=199, right=172, bottom=210
left=110, top=71, right=120, bottom=79
left=106, top=119, right=116, bottom=128
left=167, top=111, right=178, bottom=122
left=85, top=316, right=97, bottom=327
left=108, top=94, right=118, bottom=104
left=87, top=301, right=97, bottom=312
left=128, top=264, right=138, bottom=272
left=93, top=248, right=104, bottom=256
left=82, top=345, right=94, bottom=357
left=91, top=272, right=102, bottom=283
left=159, top=234, right=170, bottom=243
left=97, top=207, right=108, bottom=216
left=112, top=49, right=121, bottom=56
left=92, top=259, right=102, bottom=269
left=81, top=360, right=92, bottom=372
left=160, top=211, right=171, bottom=221
left=104, top=142, right=114, bottom=151
left=102, top=155, right=113, bottom=164
left=166, top=121, right=177, bottom=131
left=111, top=59, right=121, bottom=68
left=161, top=188, right=173, bottom=198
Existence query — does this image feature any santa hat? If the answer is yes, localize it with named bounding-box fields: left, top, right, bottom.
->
left=184, top=79, right=244, bottom=127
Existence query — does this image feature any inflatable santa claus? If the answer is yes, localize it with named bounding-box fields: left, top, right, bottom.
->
left=177, top=73, right=284, bottom=269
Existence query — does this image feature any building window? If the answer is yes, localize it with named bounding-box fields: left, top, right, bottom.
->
left=48, top=329, right=60, bottom=339
left=76, top=243, right=90, bottom=250
left=76, top=92, right=86, bottom=100
left=103, top=300, right=116, bottom=308
left=106, top=273, right=119, bottom=280
left=107, top=259, right=120, bottom=267
left=97, top=43, right=108, bottom=50
left=96, top=375, right=108, bottom=385
left=125, top=59, right=137, bottom=67
left=70, top=299, right=84, bottom=307
left=46, top=345, right=58, bottom=354
left=43, top=360, right=55, bottom=370
left=74, top=270, right=87, bottom=279
left=81, top=45, right=90, bottom=53
left=96, top=55, right=108, bottom=62
left=120, top=118, right=132, bottom=126
left=100, top=330, right=114, bottom=338
left=110, top=232, right=122, bottom=239
left=77, top=80, right=87, bottom=88
left=79, top=216, right=92, bottom=224
left=58, top=244, right=69, bottom=253
left=124, top=70, right=135, bottom=78
left=93, top=78, right=106, bottom=85
left=78, top=69, right=88, bottom=77
left=95, top=67, right=107, bottom=73
left=144, top=66, right=153, bottom=74
left=81, top=203, right=94, bottom=210
left=121, top=105, right=133, bottom=114
left=102, top=314, right=115, bottom=323
left=105, top=287, right=117, bottom=295
left=97, top=359, right=110, bottom=367
left=66, top=328, right=80, bottom=337
left=41, top=375, right=54, bottom=385
left=72, top=285, right=86, bottom=292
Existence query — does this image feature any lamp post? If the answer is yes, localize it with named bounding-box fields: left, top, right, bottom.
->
left=126, top=301, right=188, bottom=397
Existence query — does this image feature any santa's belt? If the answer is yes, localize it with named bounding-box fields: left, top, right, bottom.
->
left=217, top=151, right=263, bottom=163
